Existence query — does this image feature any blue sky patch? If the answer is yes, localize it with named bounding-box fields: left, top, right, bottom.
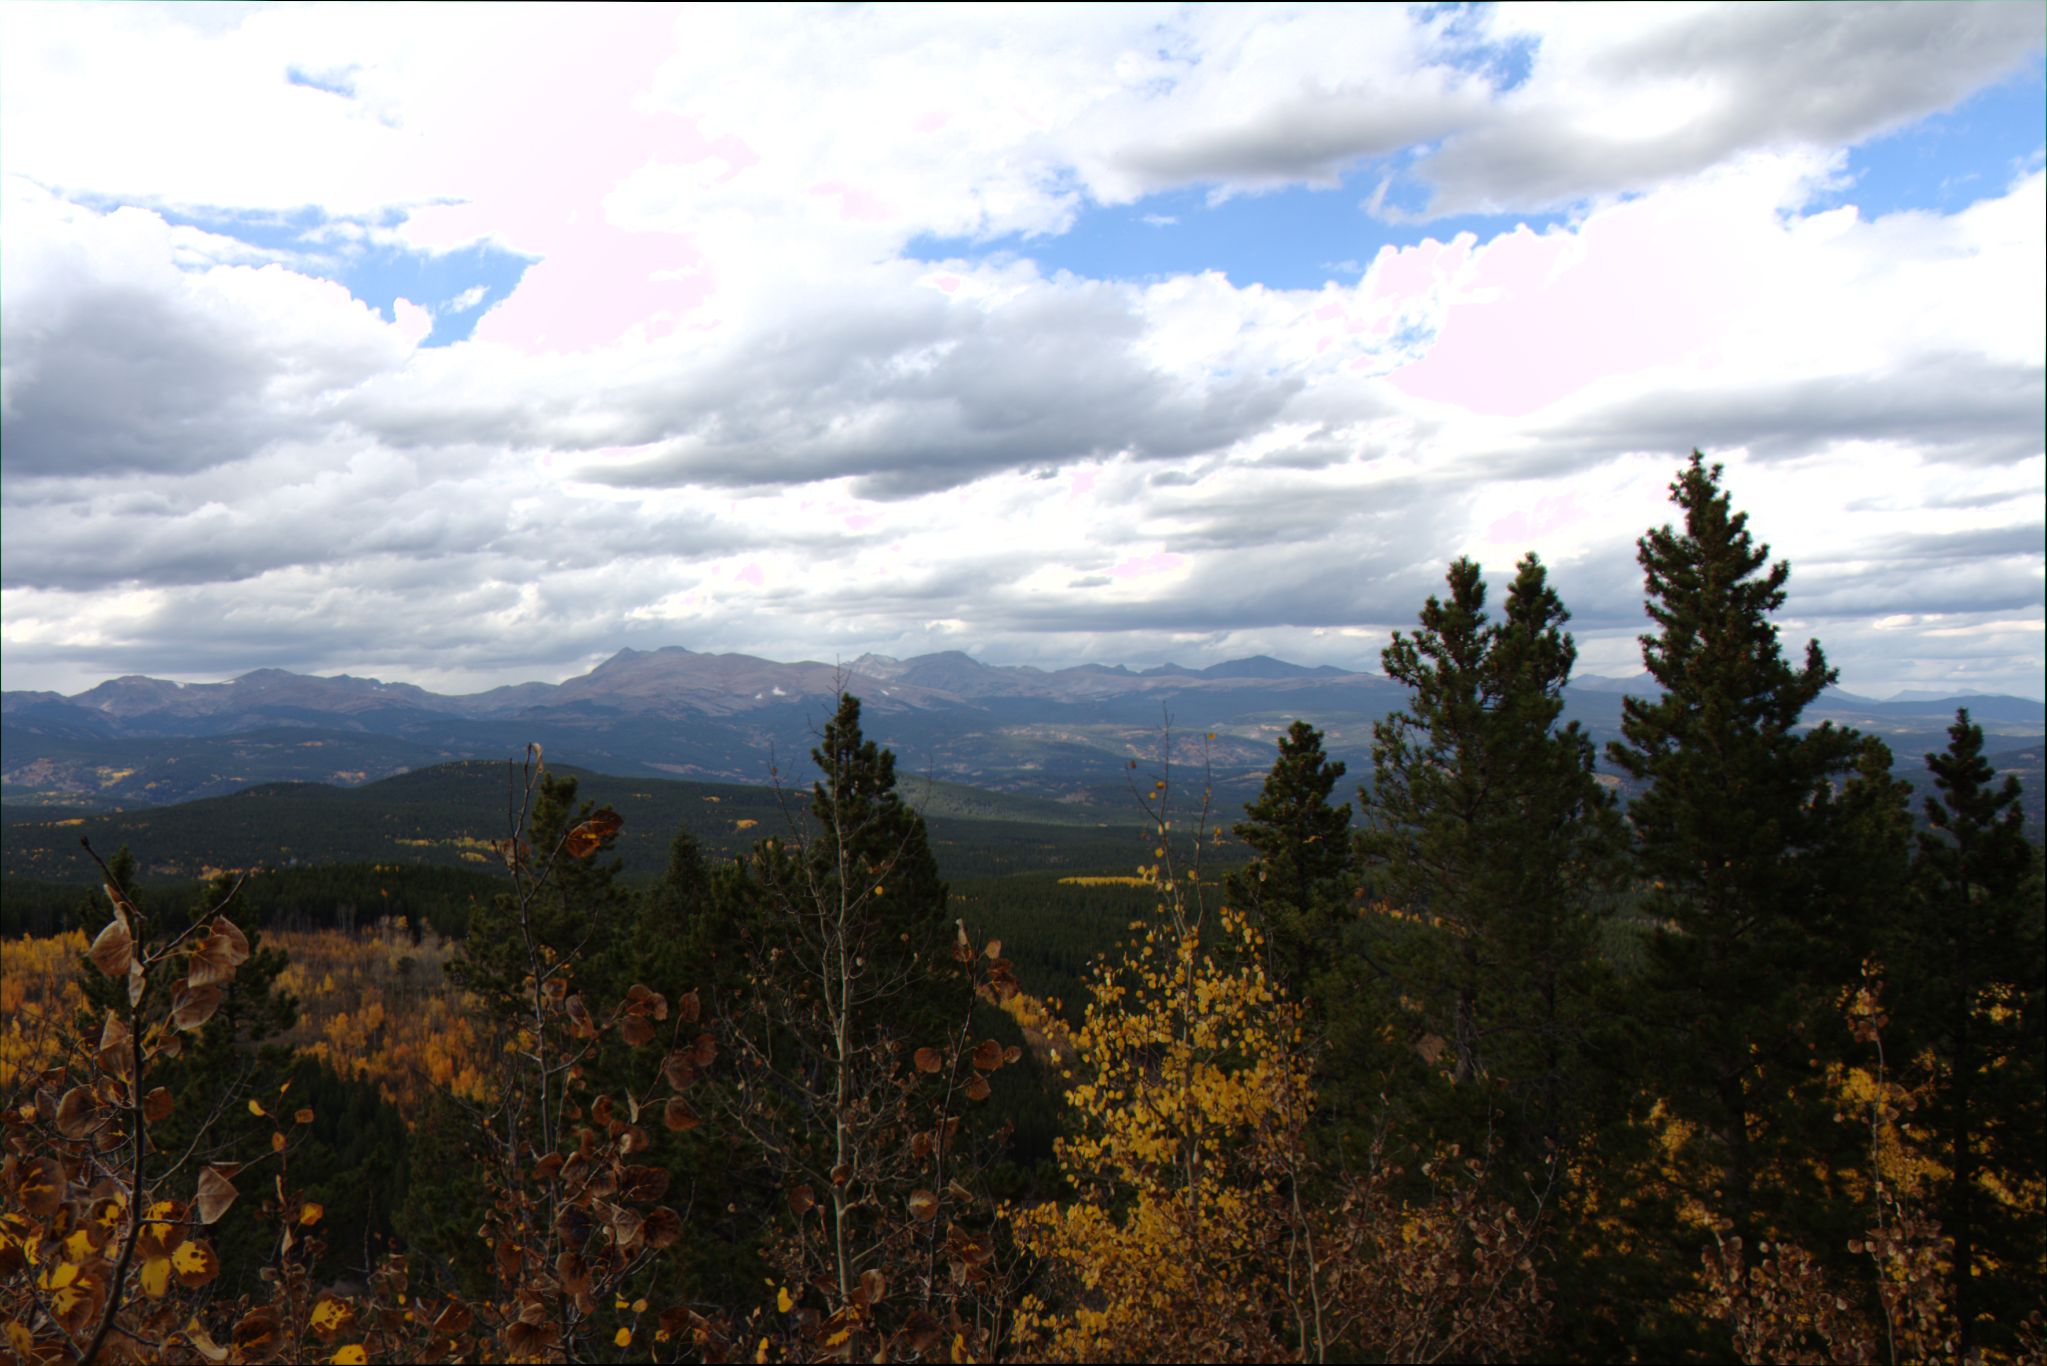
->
left=1821, top=59, right=2046, bottom=219
left=145, top=203, right=534, bottom=347
left=284, top=65, right=359, bottom=99
left=907, top=163, right=1567, bottom=291
left=1415, top=2, right=1539, bottom=95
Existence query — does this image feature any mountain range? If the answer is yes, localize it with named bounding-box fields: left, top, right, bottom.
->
left=4, top=646, right=2040, bottom=817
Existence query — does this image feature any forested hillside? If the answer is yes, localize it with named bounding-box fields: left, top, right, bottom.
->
left=3, top=455, right=2040, bottom=1364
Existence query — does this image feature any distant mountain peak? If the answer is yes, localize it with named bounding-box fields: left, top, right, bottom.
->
left=1199, top=655, right=1349, bottom=680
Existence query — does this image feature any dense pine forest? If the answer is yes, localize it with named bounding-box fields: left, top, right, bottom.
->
left=3, top=452, right=2041, bottom=1364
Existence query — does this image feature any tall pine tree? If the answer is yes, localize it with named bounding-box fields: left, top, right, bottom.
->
left=1225, top=719, right=1353, bottom=1005
left=1893, top=709, right=2045, bottom=1358
left=761, top=691, right=955, bottom=1040
left=1607, top=450, right=1868, bottom=1242
left=1355, top=553, right=1617, bottom=1183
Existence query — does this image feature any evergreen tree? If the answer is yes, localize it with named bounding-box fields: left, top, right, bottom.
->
left=766, top=691, right=955, bottom=1040
left=1224, top=719, right=1353, bottom=1004
left=1893, top=710, right=2044, bottom=1358
left=1353, top=553, right=1618, bottom=1180
left=447, top=770, right=630, bottom=1020
left=1606, top=450, right=1867, bottom=1240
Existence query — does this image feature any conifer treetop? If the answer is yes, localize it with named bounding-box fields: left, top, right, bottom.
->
left=1617, top=450, right=1836, bottom=770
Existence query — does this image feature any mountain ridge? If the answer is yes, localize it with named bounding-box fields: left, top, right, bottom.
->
left=5, top=647, right=2039, bottom=815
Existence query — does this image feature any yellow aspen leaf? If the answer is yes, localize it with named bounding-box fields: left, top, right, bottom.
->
left=777, top=1286, right=793, bottom=1312
left=247, top=1099, right=266, bottom=1118
left=309, top=1296, right=357, bottom=1334
left=330, top=1348, right=369, bottom=1365
left=614, top=1327, right=632, bottom=1347
left=632, top=1298, right=648, bottom=1314
left=300, top=1202, right=324, bottom=1226
left=139, top=1255, right=172, bottom=1298
left=170, top=1239, right=219, bottom=1288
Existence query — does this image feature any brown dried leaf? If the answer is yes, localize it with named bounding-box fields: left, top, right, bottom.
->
left=913, top=1047, right=944, bottom=1074
left=89, top=912, right=135, bottom=979
left=184, top=1319, right=231, bottom=1365
left=676, top=989, right=700, bottom=1023
left=55, top=1086, right=99, bottom=1140
left=907, top=1189, right=939, bottom=1222
left=564, top=808, right=624, bottom=858
left=963, top=1074, right=991, bottom=1103
left=186, top=923, right=249, bottom=989
left=144, top=1087, right=174, bottom=1123
left=661, top=1097, right=700, bottom=1132
left=171, top=983, right=223, bottom=1032
left=196, top=1165, right=238, bottom=1224
left=232, top=1308, right=278, bottom=1356
left=213, top=918, right=250, bottom=964
left=95, top=1011, right=135, bottom=1080
left=643, top=1205, right=683, bottom=1249
left=619, top=1014, right=655, bottom=1047
left=620, top=1165, right=670, bottom=1202
left=970, top=1040, right=1003, bottom=1072
left=18, top=1156, right=65, bottom=1217
left=429, top=1300, right=475, bottom=1337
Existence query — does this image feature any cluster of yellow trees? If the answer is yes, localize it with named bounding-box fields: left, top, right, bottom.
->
left=266, top=923, right=491, bottom=1110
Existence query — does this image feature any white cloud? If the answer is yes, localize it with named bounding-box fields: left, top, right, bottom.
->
left=0, top=4, right=2041, bottom=699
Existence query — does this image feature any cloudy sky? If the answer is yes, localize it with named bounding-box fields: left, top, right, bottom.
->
left=2, top=2, right=2042, bottom=699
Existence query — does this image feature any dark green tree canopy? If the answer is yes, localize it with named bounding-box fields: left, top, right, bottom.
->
left=1351, top=552, right=1616, bottom=1179
left=753, top=692, right=956, bottom=1039
left=1226, top=720, right=1353, bottom=1000
left=1892, top=708, right=2045, bottom=1358
left=1605, top=450, right=1872, bottom=1246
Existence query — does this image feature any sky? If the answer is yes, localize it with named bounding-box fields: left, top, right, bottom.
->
left=2, top=1, right=2042, bottom=700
